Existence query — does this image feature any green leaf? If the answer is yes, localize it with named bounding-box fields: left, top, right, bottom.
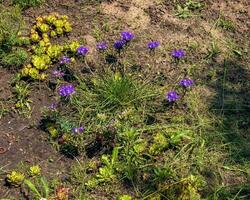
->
left=101, top=155, right=111, bottom=167
left=40, top=177, right=49, bottom=198
left=24, top=179, right=42, bottom=199
left=232, top=49, right=242, bottom=56
left=111, top=147, right=119, bottom=166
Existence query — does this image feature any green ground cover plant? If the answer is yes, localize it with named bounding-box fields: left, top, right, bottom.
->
left=38, top=28, right=230, bottom=199
left=0, top=5, right=28, bottom=68
left=1, top=1, right=249, bottom=199
left=12, top=0, right=45, bottom=9
left=4, top=164, right=70, bottom=200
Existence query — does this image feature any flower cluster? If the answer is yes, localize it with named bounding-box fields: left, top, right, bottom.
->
left=171, top=49, right=186, bottom=59
left=72, top=126, right=84, bottom=134
left=20, top=14, right=73, bottom=80
left=114, top=40, right=126, bottom=50
left=121, top=31, right=135, bottom=42
left=48, top=102, right=58, bottom=110
left=179, top=78, right=194, bottom=87
left=52, top=29, right=193, bottom=107
left=52, top=70, right=65, bottom=78
left=58, top=84, right=75, bottom=97
left=167, top=91, right=180, bottom=102
left=96, top=41, right=108, bottom=50
left=77, top=46, right=89, bottom=55
left=166, top=78, right=194, bottom=102
left=148, top=41, right=160, bottom=50
left=113, top=31, right=134, bottom=50
left=60, top=56, right=71, bottom=65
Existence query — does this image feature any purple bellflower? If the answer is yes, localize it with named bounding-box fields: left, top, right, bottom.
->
left=96, top=41, right=108, bottom=50
left=171, top=49, right=186, bottom=59
left=60, top=56, right=71, bottom=65
left=77, top=46, right=89, bottom=55
left=121, top=31, right=135, bottom=42
left=58, top=84, right=75, bottom=97
left=166, top=91, right=180, bottom=102
left=179, top=78, right=194, bottom=88
left=114, top=40, right=126, bottom=50
left=52, top=70, right=65, bottom=78
left=72, top=126, right=85, bottom=134
left=148, top=41, right=160, bottom=49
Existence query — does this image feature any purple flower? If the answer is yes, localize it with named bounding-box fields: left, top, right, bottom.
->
left=78, top=126, right=84, bottom=133
left=48, top=102, right=58, bottom=110
left=166, top=91, right=180, bottom=102
left=96, top=41, right=108, bottom=50
left=52, top=70, right=65, bottom=78
left=60, top=56, right=71, bottom=65
left=179, top=78, right=194, bottom=88
left=114, top=40, right=126, bottom=50
left=148, top=41, right=160, bottom=49
left=77, top=46, right=89, bottom=55
left=171, top=49, right=186, bottom=59
left=121, top=31, right=134, bottom=41
left=58, top=84, right=75, bottom=97
left=72, top=126, right=85, bottom=134
left=72, top=128, right=78, bottom=134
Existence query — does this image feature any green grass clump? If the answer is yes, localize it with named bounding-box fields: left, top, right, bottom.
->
left=12, top=0, right=45, bottom=8
left=0, top=5, right=22, bottom=51
left=1, top=48, right=28, bottom=67
left=0, top=5, right=28, bottom=67
left=24, top=177, right=51, bottom=200
left=175, top=0, right=204, bottom=19
left=77, top=72, right=157, bottom=110
left=216, top=15, right=235, bottom=31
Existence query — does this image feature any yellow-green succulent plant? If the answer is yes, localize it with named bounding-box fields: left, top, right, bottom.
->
left=31, top=55, right=50, bottom=70
left=28, top=165, right=41, bottom=177
left=56, top=27, right=64, bottom=35
left=38, top=23, right=50, bottom=33
left=47, top=126, right=59, bottom=138
left=47, top=45, right=63, bottom=59
left=31, top=33, right=40, bottom=42
left=44, top=15, right=57, bottom=24
left=54, top=19, right=64, bottom=28
left=50, top=30, right=57, bottom=37
left=6, top=171, right=25, bottom=186
left=21, top=13, right=74, bottom=80
left=68, top=41, right=80, bottom=52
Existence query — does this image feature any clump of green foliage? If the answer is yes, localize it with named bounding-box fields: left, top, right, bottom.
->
left=28, top=165, right=41, bottom=177
left=1, top=48, right=28, bottom=67
left=117, top=195, right=132, bottom=200
left=12, top=0, right=45, bottom=8
left=75, top=72, right=157, bottom=111
left=32, top=13, right=248, bottom=200
left=206, top=40, right=221, bottom=59
left=6, top=171, right=25, bottom=186
left=176, top=0, right=204, bottom=19
left=24, top=177, right=51, bottom=200
left=5, top=165, right=61, bottom=200
left=13, top=81, right=32, bottom=117
left=41, top=43, right=220, bottom=199
left=0, top=101, right=9, bottom=118
left=0, top=5, right=28, bottom=67
left=20, top=13, right=76, bottom=80
left=216, top=15, right=235, bottom=31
